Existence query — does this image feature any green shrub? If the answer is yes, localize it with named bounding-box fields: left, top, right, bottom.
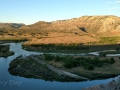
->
left=87, top=64, right=94, bottom=70
left=109, top=57, right=115, bottom=64
left=44, top=53, right=54, bottom=61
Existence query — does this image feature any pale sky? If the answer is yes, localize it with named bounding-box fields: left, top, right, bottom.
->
left=0, top=0, right=120, bottom=25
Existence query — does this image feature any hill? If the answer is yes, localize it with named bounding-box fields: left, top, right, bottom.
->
left=0, top=15, right=120, bottom=44
left=20, top=15, right=120, bottom=33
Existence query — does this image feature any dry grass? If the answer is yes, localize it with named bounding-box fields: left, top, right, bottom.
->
left=0, top=37, right=27, bottom=41
left=71, top=56, right=120, bottom=74
left=24, top=35, right=99, bottom=44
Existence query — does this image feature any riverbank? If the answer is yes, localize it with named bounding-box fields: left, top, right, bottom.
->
left=8, top=55, right=86, bottom=82
left=1, top=42, right=120, bottom=90
left=6, top=42, right=120, bottom=82
left=8, top=53, right=120, bottom=82
left=34, top=54, right=119, bottom=80
left=22, top=43, right=120, bottom=54
left=37, top=54, right=120, bottom=80
left=0, top=44, right=14, bottom=57
left=0, top=37, right=27, bottom=43
left=82, top=76, right=120, bottom=90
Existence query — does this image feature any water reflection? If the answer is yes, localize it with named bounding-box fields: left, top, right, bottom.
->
left=0, top=43, right=119, bottom=90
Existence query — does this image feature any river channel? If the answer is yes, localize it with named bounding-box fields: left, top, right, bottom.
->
left=0, top=43, right=119, bottom=90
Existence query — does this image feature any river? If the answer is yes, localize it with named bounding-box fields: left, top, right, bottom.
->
left=0, top=43, right=119, bottom=90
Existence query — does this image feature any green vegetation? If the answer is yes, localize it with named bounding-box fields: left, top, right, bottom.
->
left=8, top=54, right=120, bottom=81
left=86, top=37, right=120, bottom=45
left=0, top=45, right=14, bottom=57
left=8, top=56, right=85, bottom=82
left=23, top=43, right=89, bottom=52
left=23, top=42, right=120, bottom=54
left=43, top=54, right=120, bottom=80
left=100, top=37, right=120, bottom=44
left=8, top=56, right=61, bottom=81
left=23, top=43, right=91, bottom=53
left=107, top=51, right=120, bottom=54
left=73, top=71, right=117, bottom=80
left=0, top=37, right=27, bottom=42
left=99, top=51, right=120, bottom=57
left=43, top=54, right=115, bottom=70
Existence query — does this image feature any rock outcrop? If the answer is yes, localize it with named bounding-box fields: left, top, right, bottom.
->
left=82, top=76, right=120, bottom=90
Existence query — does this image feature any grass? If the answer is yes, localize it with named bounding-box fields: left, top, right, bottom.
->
left=22, top=43, right=91, bottom=53
left=0, top=37, right=28, bottom=42
left=100, top=37, right=120, bottom=44
left=22, top=43, right=120, bottom=54
left=99, top=51, right=120, bottom=55
left=42, top=55, right=120, bottom=80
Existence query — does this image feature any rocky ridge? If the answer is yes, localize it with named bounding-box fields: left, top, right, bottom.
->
left=0, top=15, right=120, bottom=35
left=20, top=15, right=120, bottom=34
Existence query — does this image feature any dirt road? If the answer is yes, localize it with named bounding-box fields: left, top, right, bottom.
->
left=30, top=55, right=87, bottom=80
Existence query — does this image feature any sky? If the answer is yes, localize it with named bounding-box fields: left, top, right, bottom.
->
left=0, top=0, right=120, bottom=25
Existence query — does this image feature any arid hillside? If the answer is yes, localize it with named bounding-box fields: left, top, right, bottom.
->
left=20, top=15, right=120, bottom=33
left=0, top=23, right=24, bottom=30
left=0, top=15, right=120, bottom=44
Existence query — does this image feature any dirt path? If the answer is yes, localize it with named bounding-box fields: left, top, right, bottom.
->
left=31, top=55, right=87, bottom=80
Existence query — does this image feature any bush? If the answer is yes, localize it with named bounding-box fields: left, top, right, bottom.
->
left=97, top=62, right=103, bottom=67
left=44, top=53, right=54, bottom=61
left=63, top=57, right=74, bottom=68
left=109, top=57, right=115, bottom=64
left=54, top=55, right=65, bottom=62
left=63, top=61, right=73, bottom=68
left=87, top=64, right=94, bottom=70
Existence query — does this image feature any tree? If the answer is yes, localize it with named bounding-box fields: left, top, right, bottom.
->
left=63, top=60, right=73, bottom=68
left=72, top=60, right=79, bottom=67
left=54, top=55, right=62, bottom=62
left=44, top=53, right=54, bottom=61
left=63, top=56, right=74, bottom=68
left=87, top=64, right=94, bottom=70
left=109, top=57, right=115, bottom=64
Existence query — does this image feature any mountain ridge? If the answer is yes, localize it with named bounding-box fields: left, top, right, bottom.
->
left=20, top=15, right=120, bottom=34
left=0, top=15, right=120, bottom=44
left=0, top=15, right=120, bottom=38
